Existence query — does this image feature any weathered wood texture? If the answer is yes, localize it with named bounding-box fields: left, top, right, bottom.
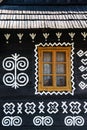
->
left=0, top=6, right=87, bottom=29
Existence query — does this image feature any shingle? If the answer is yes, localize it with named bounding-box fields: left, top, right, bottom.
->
left=0, top=6, right=87, bottom=29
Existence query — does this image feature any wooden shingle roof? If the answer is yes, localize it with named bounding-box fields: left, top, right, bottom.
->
left=0, top=5, right=87, bottom=29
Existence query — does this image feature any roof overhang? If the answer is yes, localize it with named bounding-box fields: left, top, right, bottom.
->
left=0, top=6, right=87, bottom=29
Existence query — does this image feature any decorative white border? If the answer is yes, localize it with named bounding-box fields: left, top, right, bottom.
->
left=34, top=42, right=75, bottom=95
left=77, top=50, right=87, bottom=90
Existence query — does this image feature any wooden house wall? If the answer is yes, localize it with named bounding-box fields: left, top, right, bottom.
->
left=0, top=29, right=87, bottom=130
left=2, top=0, right=87, bottom=5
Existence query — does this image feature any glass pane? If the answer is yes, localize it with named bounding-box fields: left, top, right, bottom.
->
left=56, top=52, right=66, bottom=62
left=56, top=76, right=66, bottom=86
left=43, top=76, right=52, bottom=86
left=43, top=52, right=52, bottom=62
left=43, top=64, right=52, bottom=74
left=56, top=64, right=66, bottom=74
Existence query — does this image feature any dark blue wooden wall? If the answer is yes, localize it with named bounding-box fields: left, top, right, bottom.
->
left=0, top=29, right=87, bottom=130
left=2, top=0, right=87, bottom=5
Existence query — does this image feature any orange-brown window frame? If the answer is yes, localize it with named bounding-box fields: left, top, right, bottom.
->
left=38, top=46, right=72, bottom=92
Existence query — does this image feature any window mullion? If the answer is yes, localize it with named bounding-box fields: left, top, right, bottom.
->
left=64, top=50, right=67, bottom=87
left=53, top=50, right=56, bottom=88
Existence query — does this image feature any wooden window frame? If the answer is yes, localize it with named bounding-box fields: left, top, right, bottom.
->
left=38, top=46, right=71, bottom=92
left=34, top=42, right=75, bottom=95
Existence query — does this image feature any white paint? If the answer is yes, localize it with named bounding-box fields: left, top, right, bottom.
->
left=17, top=103, right=23, bottom=114
left=81, top=32, right=87, bottom=40
left=61, top=101, right=68, bottom=114
left=43, top=33, right=49, bottom=41
left=77, top=50, right=87, bottom=57
left=79, top=65, right=87, bottom=72
left=29, top=33, right=36, bottom=42
left=56, top=32, right=62, bottom=41
left=81, top=59, right=87, bottom=65
left=68, top=32, right=75, bottom=41
left=79, top=81, right=87, bottom=90
left=25, top=102, right=36, bottom=114
left=3, top=103, right=15, bottom=115
left=69, top=101, right=81, bottom=114
left=84, top=102, right=87, bottom=113
left=64, top=116, right=84, bottom=126
left=77, top=50, right=87, bottom=90
left=38, top=102, right=45, bottom=113
left=47, top=102, right=59, bottom=114
left=33, top=116, right=53, bottom=126
left=3, top=53, right=29, bottom=89
left=2, top=116, right=22, bottom=126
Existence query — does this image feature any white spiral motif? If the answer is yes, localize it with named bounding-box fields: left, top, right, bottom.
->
left=33, top=116, right=53, bottom=126
left=64, top=116, right=73, bottom=126
left=2, top=116, right=22, bottom=126
left=17, top=57, right=29, bottom=71
left=3, top=57, right=15, bottom=71
left=3, top=73, right=14, bottom=86
left=44, top=116, right=53, bottom=126
left=2, top=116, right=11, bottom=126
left=3, top=54, right=29, bottom=89
left=33, top=116, right=42, bottom=126
left=64, top=116, right=84, bottom=126
left=17, top=73, right=29, bottom=86
left=75, top=116, right=84, bottom=126
left=12, top=116, right=22, bottom=126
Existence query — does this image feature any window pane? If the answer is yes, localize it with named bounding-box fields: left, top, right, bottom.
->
left=56, top=52, right=66, bottom=62
left=43, top=52, right=52, bottom=62
left=43, top=76, right=53, bottom=86
left=56, top=76, right=66, bottom=86
left=43, top=64, right=52, bottom=74
left=56, top=64, right=66, bottom=74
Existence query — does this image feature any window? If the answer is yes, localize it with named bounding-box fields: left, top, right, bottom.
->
left=35, top=43, right=75, bottom=95
left=38, top=46, right=71, bottom=92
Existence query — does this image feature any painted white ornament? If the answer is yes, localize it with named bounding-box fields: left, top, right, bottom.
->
left=3, top=103, right=15, bottom=115
left=25, top=102, right=36, bottom=114
left=2, top=116, right=22, bottom=126
left=69, top=101, right=81, bottom=114
left=4, top=34, right=11, bottom=44
left=3, top=53, right=29, bottom=89
left=56, top=32, right=62, bottom=41
left=43, top=33, right=49, bottom=41
left=33, top=116, right=53, bottom=126
left=64, top=116, right=84, bottom=126
left=29, top=33, right=36, bottom=42
left=81, top=32, right=87, bottom=40
left=68, top=32, right=75, bottom=41
left=17, top=33, right=24, bottom=43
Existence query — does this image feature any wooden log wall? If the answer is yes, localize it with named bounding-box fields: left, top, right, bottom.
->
left=2, top=0, right=87, bottom=5
left=0, top=29, right=87, bottom=130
